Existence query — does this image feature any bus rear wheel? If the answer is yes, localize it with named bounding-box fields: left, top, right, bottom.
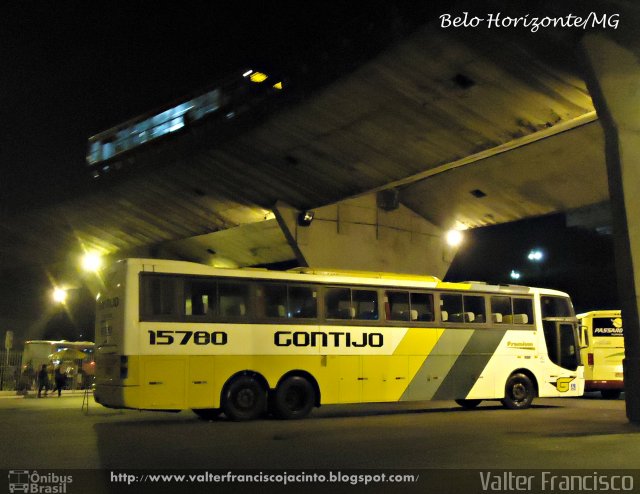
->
left=192, top=408, right=221, bottom=421
left=455, top=399, right=482, bottom=409
left=222, top=375, right=266, bottom=421
left=501, top=373, right=534, bottom=410
left=271, top=376, right=315, bottom=420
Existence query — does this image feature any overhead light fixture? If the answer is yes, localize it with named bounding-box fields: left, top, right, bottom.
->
left=527, top=249, right=544, bottom=262
left=81, top=252, right=103, bottom=272
left=446, top=229, right=464, bottom=247
left=298, top=210, right=315, bottom=227
left=52, top=287, right=68, bottom=304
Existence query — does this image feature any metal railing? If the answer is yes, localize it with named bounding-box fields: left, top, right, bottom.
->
left=0, top=350, right=22, bottom=391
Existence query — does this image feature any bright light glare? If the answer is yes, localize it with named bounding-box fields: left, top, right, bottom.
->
left=82, top=252, right=102, bottom=272
left=249, top=72, right=268, bottom=83
left=510, top=270, right=521, bottom=280
left=52, top=288, right=68, bottom=304
left=527, top=249, right=544, bottom=262
left=446, top=229, right=464, bottom=247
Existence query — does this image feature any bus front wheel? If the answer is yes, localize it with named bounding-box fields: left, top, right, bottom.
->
left=501, top=373, right=534, bottom=410
left=271, top=375, right=315, bottom=420
left=222, top=376, right=267, bottom=421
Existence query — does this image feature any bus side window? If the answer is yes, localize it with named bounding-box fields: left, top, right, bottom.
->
left=490, top=296, right=511, bottom=324
left=386, top=291, right=410, bottom=321
left=353, top=289, right=378, bottom=320
left=513, top=298, right=534, bottom=324
left=219, top=282, right=250, bottom=318
left=185, top=280, right=217, bottom=317
left=288, top=286, right=317, bottom=319
left=325, top=288, right=352, bottom=319
left=411, top=292, right=434, bottom=322
left=580, top=325, right=590, bottom=347
left=463, top=295, right=486, bottom=323
left=441, top=294, right=463, bottom=323
left=262, top=284, right=287, bottom=318
left=141, top=275, right=177, bottom=319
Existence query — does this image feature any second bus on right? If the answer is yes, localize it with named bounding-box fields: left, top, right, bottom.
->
left=578, top=310, right=624, bottom=399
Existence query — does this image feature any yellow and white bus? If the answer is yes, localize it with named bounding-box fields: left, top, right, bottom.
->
left=578, top=310, right=624, bottom=399
left=94, top=258, right=584, bottom=420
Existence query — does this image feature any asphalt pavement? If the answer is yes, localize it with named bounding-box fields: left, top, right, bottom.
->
left=1, top=392, right=639, bottom=494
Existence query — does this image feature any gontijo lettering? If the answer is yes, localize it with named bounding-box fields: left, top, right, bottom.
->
left=275, top=331, right=384, bottom=348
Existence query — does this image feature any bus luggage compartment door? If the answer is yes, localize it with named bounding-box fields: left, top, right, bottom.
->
left=142, top=358, right=186, bottom=409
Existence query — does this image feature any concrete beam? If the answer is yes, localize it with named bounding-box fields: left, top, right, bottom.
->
left=581, top=29, right=640, bottom=422
left=274, top=195, right=456, bottom=278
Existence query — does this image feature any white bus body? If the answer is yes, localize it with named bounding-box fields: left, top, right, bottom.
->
left=94, top=259, right=584, bottom=420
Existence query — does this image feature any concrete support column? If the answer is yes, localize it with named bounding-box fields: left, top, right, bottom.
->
left=274, top=195, right=457, bottom=279
left=581, top=30, right=640, bottom=422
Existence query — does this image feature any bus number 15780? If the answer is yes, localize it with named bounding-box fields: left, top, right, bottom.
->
left=147, top=330, right=228, bottom=346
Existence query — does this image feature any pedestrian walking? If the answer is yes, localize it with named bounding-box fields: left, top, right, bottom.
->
left=54, top=366, right=66, bottom=397
left=37, top=364, right=49, bottom=398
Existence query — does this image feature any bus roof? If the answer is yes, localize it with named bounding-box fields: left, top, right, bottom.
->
left=577, top=310, right=621, bottom=319
left=120, top=258, right=571, bottom=297
left=289, top=267, right=441, bottom=283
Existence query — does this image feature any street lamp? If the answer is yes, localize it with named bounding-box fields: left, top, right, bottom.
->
left=52, top=287, right=68, bottom=304
left=81, top=252, right=103, bottom=272
left=446, top=229, right=464, bottom=247
left=510, top=270, right=522, bottom=281
left=527, top=249, right=544, bottom=262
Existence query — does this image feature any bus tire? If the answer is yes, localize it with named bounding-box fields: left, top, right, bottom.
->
left=222, top=376, right=266, bottom=421
left=501, top=373, right=534, bottom=410
left=272, top=375, right=315, bottom=420
left=192, top=408, right=221, bottom=421
left=601, top=389, right=622, bottom=400
left=455, top=399, right=482, bottom=409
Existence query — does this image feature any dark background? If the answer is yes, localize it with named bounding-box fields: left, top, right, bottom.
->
left=0, top=2, right=618, bottom=343
left=446, top=213, right=618, bottom=314
left=0, top=1, right=433, bottom=212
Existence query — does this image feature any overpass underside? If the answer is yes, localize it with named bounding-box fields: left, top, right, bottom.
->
left=0, top=18, right=609, bottom=275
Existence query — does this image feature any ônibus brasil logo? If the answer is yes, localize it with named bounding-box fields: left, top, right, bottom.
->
left=8, top=470, right=72, bottom=493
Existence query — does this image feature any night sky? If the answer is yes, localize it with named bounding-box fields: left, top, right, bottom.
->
left=446, top=214, right=618, bottom=315
left=0, top=1, right=431, bottom=212
left=0, top=2, right=619, bottom=344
